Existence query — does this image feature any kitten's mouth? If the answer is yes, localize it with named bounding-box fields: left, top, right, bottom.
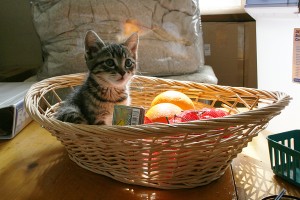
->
left=116, top=77, right=126, bottom=83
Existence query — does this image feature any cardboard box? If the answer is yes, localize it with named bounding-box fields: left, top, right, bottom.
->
left=202, top=22, right=257, bottom=88
left=112, top=105, right=145, bottom=125
left=244, top=22, right=257, bottom=88
left=0, top=82, right=33, bottom=139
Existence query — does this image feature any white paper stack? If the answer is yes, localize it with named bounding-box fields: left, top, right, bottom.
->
left=0, top=82, right=34, bottom=139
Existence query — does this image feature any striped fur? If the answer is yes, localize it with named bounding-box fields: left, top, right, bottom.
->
left=55, top=31, right=138, bottom=125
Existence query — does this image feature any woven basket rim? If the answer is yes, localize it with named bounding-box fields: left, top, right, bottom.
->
left=25, top=73, right=291, bottom=138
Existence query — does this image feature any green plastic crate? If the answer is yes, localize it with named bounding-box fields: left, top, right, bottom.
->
left=267, top=130, right=300, bottom=187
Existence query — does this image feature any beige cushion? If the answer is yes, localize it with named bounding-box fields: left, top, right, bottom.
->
left=31, top=0, right=205, bottom=80
left=162, top=65, right=218, bottom=84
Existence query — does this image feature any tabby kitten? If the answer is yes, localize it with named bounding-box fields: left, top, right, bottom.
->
left=55, top=31, right=139, bottom=125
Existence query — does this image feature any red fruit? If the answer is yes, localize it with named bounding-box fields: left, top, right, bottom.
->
left=171, top=108, right=229, bottom=123
left=144, top=108, right=229, bottom=124
left=144, top=116, right=153, bottom=124
left=169, top=116, right=183, bottom=124
left=199, top=108, right=228, bottom=119
left=176, top=110, right=201, bottom=122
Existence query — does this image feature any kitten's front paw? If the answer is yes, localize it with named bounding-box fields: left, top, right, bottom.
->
left=56, top=112, right=87, bottom=124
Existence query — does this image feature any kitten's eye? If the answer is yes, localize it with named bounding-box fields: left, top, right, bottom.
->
left=105, top=59, right=115, bottom=68
left=125, top=59, right=133, bottom=68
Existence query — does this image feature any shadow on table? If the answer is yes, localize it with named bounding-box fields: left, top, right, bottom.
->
left=34, top=149, right=236, bottom=200
left=1, top=144, right=236, bottom=200
left=232, top=153, right=300, bottom=200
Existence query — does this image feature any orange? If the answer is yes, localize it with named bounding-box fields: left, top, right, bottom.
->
left=151, top=91, right=195, bottom=110
left=145, top=103, right=182, bottom=123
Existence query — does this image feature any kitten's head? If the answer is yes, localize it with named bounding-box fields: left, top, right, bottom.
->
left=84, top=30, right=138, bottom=87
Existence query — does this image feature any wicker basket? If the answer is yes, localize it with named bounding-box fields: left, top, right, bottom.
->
left=25, top=73, right=291, bottom=189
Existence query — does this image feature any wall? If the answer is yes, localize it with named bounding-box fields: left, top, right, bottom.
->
left=246, top=6, right=300, bottom=132
left=199, top=0, right=247, bottom=15
left=0, top=0, right=42, bottom=80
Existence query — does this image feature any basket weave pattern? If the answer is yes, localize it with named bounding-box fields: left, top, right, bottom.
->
left=25, top=73, right=291, bottom=189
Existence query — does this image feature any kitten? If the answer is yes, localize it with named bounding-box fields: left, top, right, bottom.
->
left=54, top=30, right=139, bottom=125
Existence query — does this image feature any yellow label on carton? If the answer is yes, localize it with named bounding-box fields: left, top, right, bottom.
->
left=112, top=105, right=145, bottom=126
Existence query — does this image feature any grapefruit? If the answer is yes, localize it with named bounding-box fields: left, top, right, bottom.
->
left=151, top=91, right=195, bottom=110
left=145, top=103, right=182, bottom=123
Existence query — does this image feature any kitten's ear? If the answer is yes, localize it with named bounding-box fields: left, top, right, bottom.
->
left=85, top=30, right=105, bottom=59
left=123, top=32, right=139, bottom=56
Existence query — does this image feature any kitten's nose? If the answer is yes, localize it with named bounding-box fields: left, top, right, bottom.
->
left=119, top=70, right=126, bottom=76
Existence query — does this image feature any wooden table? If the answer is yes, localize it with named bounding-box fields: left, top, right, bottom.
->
left=0, top=122, right=236, bottom=200
left=232, top=131, right=300, bottom=199
left=1, top=122, right=299, bottom=200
